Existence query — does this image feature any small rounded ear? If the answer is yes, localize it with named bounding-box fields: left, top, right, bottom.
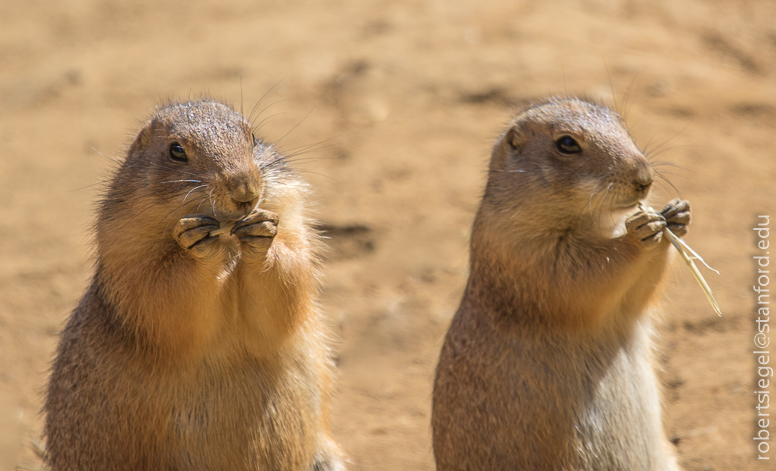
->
left=126, top=126, right=153, bottom=159
left=506, top=126, right=526, bottom=151
left=491, top=125, right=525, bottom=169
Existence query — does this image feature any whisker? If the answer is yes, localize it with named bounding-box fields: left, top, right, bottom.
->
left=182, top=185, right=209, bottom=206
left=116, top=188, right=200, bottom=231
left=158, top=179, right=203, bottom=184
left=69, top=181, right=109, bottom=193
left=642, top=125, right=690, bottom=158
left=650, top=161, right=685, bottom=170
left=162, top=185, right=209, bottom=236
left=253, top=111, right=288, bottom=134
left=292, top=169, right=340, bottom=183
left=604, top=58, right=618, bottom=113
left=621, top=74, right=639, bottom=122
left=282, top=141, right=337, bottom=160
left=652, top=169, right=682, bottom=179
left=646, top=144, right=701, bottom=162
left=274, top=107, right=315, bottom=145
left=249, top=78, right=285, bottom=123
left=654, top=171, right=681, bottom=196
left=578, top=179, right=605, bottom=224
left=195, top=194, right=210, bottom=213
left=596, top=186, right=615, bottom=232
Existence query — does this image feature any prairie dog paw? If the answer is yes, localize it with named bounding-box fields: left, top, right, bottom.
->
left=661, top=198, right=691, bottom=238
left=626, top=210, right=666, bottom=247
left=173, top=215, right=221, bottom=257
left=231, top=209, right=279, bottom=255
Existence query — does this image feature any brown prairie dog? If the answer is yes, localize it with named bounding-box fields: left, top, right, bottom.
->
left=44, top=99, right=344, bottom=471
left=433, top=97, right=690, bottom=470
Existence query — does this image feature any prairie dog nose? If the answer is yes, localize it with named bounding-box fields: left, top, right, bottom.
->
left=228, top=176, right=261, bottom=205
left=633, top=166, right=654, bottom=194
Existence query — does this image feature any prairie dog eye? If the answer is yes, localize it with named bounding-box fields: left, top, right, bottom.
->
left=169, top=142, right=188, bottom=162
left=555, top=136, right=582, bottom=154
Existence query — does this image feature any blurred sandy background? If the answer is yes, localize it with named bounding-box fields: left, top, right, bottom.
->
left=1, top=0, right=774, bottom=469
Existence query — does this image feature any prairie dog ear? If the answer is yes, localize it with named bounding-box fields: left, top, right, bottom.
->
left=505, top=125, right=526, bottom=151
left=491, top=124, right=525, bottom=169
left=498, top=124, right=526, bottom=156
left=124, top=126, right=156, bottom=164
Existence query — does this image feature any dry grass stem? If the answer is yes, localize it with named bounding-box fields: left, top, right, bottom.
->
left=209, top=222, right=237, bottom=237
left=663, top=227, right=722, bottom=317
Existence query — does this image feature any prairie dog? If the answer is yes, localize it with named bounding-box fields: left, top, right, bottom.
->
left=44, top=99, right=344, bottom=470
left=433, top=97, right=689, bottom=470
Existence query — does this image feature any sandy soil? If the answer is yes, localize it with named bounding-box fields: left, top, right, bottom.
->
left=1, top=1, right=775, bottom=469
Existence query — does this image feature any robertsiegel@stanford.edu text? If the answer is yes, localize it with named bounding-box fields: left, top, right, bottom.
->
left=754, top=215, right=771, bottom=460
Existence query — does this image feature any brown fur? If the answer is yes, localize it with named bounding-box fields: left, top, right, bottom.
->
left=432, top=97, right=689, bottom=470
left=44, top=99, right=344, bottom=471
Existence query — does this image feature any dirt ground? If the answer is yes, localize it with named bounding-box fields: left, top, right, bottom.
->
left=1, top=0, right=774, bottom=469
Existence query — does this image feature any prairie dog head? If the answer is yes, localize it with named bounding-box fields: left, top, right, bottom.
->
left=101, top=99, right=288, bottom=238
left=483, top=97, right=653, bottom=236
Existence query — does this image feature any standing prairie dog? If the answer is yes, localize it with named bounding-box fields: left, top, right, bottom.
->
left=44, top=99, right=344, bottom=470
left=433, top=97, right=689, bottom=470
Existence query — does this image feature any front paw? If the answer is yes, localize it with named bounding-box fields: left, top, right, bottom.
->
left=173, top=215, right=221, bottom=257
left=626, top=209, right=666, bottom=247
left=231, top=209, right=279, bottom=255
left=661, top=198, right=691, bottom=238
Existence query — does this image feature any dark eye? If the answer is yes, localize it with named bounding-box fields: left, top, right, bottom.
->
left=169, top=142, right=188, bottom=162
left=556, top=136, right=582, bottom=154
